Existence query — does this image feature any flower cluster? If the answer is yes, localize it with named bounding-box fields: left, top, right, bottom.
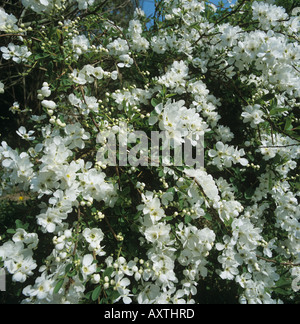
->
left=0, top=230, right=38, bottom=283
left=1, top=43, right=32, bottom=63
left=150, top=99, right=209, bottom=147
left=208, top=142, right=249, bottom=170
left=21, top=0, right=96, bottom=13
left=0, top=8, right=18, bottom=32
left=0, top=0, right=299, bottom=305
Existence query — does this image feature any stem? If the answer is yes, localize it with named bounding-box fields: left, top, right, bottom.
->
left=72, top=207, right=82, bottom=256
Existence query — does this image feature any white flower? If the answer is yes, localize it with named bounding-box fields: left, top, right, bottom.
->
left=37, top=82, right=51, bottom=100
left=114, top=274, right=132, bottom=304
left=152, top=99, right=208, bottom=149
left=84, top=96, right=99, bottom=114
left=291, top=268, right=300, bottom=292
left=77, top=0, right=95, bottom=10
left=41, top=100, right=57, bottom=110
left=252, top=1, right=288, bottom=29
left=208, top=142, right=248, bottom=169
left=92, top=66, right=104, bottom=80
left=151, top=36, right=168, bottom=54
left=132, top=36, right=150, bottom=52
left=118, top=54, right=134, bottom=68
left=1, top=241, right=37, bottom=283
left=241, top=105, right=265, bottom=128
left=6, top=257, right=37, bottom=283
left=1, top=43, right=31, bottom=63
left=111, top=70, right=118, bottom=80
left=12, top=229, right=39, bottom=249
left=64, top=123, right=90, bottom=149
left=71, top=34, right=90, bottom=58
left=21, top=0, right=54, bottom=14
left=0, top=8, right=18, bottom=32
left=16, top=126, right=36, bottom=141
left=83, top=228, right=104, bottom=249
left=128, top=19, right=143, bottom=36
left=69, top=69, right=87, bottom=85
left=142, top=197, right=165, bottom=223
left=23, top=274, right=54, bottom=300
left=81, top=254, right=97, bottom=279
left=37, top=208, right=68, bottom=233
left=107, top=38, right=129, bottom=56
left=157, top=61, right=189, bottom=94
left=144, top=223, right=171, bottom=246
left=184, top=168, right=220, bottom=203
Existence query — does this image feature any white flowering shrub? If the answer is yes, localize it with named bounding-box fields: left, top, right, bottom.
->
left=0, top=0, right=300, bottom=304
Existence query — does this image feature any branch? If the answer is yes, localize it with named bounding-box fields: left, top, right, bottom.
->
left=257, top=255, right=300, bottom=267
left=263, top=117, right=300, bottom=143
left=214, top=0, right=247, bottom=26
left=80, top=0, right=110, bottom=19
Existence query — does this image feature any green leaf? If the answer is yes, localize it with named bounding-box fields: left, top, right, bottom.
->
left=284, top=117, right=293, bottom=131
left=244, top=187, right=255, bottom=200
left=274, top=288, right=291, bottom=296
left=269, top=107, right=288, bottom=116
left=166, top=93, right=176, bottom=99
left=204, top=213, right=212, bottom=221
left=34, top=53, right=50, bottom=60
left=15, top=219, right=23, bottom=229
left=67, top=269, right=77, bottom=277
left=184, top=215, right=192, bottom=224
left=151, top=98, right=160, bottom=107
left=15, top=219, right=28, bottom=230
left=92, top=285, right=102, bottom=302
left=54, top=279, right=64, bottom=294
left=276, top=276, right=292, bottom=289
left=7, top=228, right=16, bottom=234
left=103, top=267, right=114, bottom=278
left=269, top=174, right=273, bottom=190
left=65, top=264, right=73, bottom=274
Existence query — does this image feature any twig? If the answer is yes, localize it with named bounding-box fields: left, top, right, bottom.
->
left=214, top=0, right=247, bottom=26
left=104, top=216, right=119, bottom=241
left=257, top=255, right=300, bottom=267
left=0, top=33, right=25, bottom=38
left=80, top=0, right=110, bottom=19
left=259, top=144, right=300, bottom=148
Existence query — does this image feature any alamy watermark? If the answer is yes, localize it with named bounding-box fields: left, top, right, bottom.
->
left=0, top=269, right=6, bottom=292
left=96, top=122, right=204, bottom=169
